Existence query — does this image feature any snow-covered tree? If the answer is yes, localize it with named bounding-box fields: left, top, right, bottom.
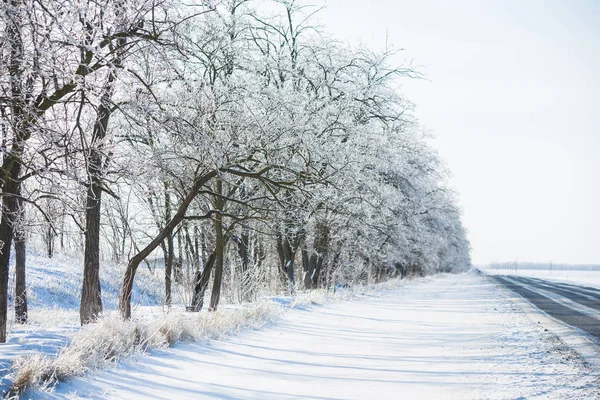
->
left=0, top=0, right=470, bottom=336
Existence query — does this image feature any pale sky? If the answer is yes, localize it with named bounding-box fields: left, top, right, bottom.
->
left=318, top=0, right=600, bottom=265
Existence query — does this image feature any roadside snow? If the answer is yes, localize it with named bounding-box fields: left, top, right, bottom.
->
left=45, top=273, right=600, bottom=399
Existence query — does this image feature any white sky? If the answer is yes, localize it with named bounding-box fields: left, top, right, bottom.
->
left=317, top=0, right=600, bottom=265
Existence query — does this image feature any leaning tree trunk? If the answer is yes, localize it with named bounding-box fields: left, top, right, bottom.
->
left=190, top=251, right=216, bottom=312
left=14, top=196, right=27, bottom=324
left=120, top=171, right=217, bottom=319
left=209, top=179, right=225, bottom=311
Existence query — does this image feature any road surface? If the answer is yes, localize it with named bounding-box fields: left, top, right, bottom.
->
left=492, top=275, right=600, bottom=341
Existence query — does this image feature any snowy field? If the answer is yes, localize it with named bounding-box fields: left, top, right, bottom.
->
left=482, top=265, right=600, bottom=289
left=41, top=273, right=599, bottom=399
left=7, top=252, right=164, bottom=313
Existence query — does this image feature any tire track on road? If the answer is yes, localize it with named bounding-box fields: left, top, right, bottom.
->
left=512, top=276, right=600, bottom=301
left=510, top=276, right=600, bottom=313
left=492, top=276, right=600, bottom=341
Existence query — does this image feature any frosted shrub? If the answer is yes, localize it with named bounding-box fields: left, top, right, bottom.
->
left=10, top=354, right=53, bottom=394
left=146, top=314, right=196, bottom=347
left=195, top=301, right=283, bottom=341
left=8, top=301, right=284, bottom=396
left=374, top=277, right=408, bottom=291
left=292, top=284, right=361, bottom=308
left=8, top=276, right=416, bottom=396
left=53, top=316, right=141, bottom=377
left=8, top=316, right=144, bottom=395
left=292, top=289, right=329, bottom=307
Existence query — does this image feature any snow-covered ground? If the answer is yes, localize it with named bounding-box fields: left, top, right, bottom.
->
left=483, top=266, right=600, bottom=289
left=1, top=252, right=165, bottom=391
left=7, top=252, right=164, bottom=313
left=42, top=273, right=599, bottom=399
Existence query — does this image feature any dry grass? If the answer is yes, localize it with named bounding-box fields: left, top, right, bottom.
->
left=7, top=275, right=419, bottom=397
left=7, top=301, right=283, bottom=397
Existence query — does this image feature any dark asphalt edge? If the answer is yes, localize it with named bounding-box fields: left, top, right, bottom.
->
left=514, top=277, right=600, bottom=299
left=509, top=276, right=600, bottom=314
left=489, top=275, right=600, bottom=348
left=510, top=276, right=600, bottom=304
left=484, top=273, right=600, bottom=397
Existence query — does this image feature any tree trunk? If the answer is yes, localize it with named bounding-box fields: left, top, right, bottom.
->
left=276, top=232, right=297, bottom=292
left=80, top=172, right=104, bottom=324
left=163, top=184, right=173, bottom=306
left=0, top=142, right=24, bottom=341
left=14, top=197, right=27, bottom=324
left=209, top=179, right=225, bottom=311
left=194, top=225, right=200, bottom=272
left=301, top=246, right=314, bottom=290
left=175, top=226, right=183, bottom=283
left=0, top=0, right=26, bottom=344
left=46, top=224, right=54, bottom=258
left=312, top=222, right=329, bottom=288
left=183, top=222, right=196, bottom=284
left=165, top=234, right=174, bottom=307
left=238, top=228, right=250, bottom=275
left=190, top=251, right=216, bottom=312
left=254, top=238, right=265, bottom=271
left=120, top=171, right=217, bottom=319
left=324, top=251, right=340, bottom=288
left=80, top=80, right=114, bottom=325
left=60, top=212, right=65, bottom=251
left=238, top=227, right=250, bottom=300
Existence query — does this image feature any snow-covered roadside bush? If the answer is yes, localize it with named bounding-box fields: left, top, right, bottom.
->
left=291, top=286, right=356, bottom=307
left=7, top=274, right=422, bottom=397
left=8, top=301, right=284, bottom=396
left=9, top=355, right=53, bottom=395
left=291, top=275, right=416, bottom=308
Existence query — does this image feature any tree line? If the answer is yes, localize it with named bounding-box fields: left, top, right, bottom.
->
left=0, top=0, right=471, bottom=343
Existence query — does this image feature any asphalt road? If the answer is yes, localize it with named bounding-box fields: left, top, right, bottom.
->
left=493, top=275, right=600, bottom=341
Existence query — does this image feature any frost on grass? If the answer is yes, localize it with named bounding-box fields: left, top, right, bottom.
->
left=290, top=276, right=412, bottom=308
left=7, top=254, right=163, bottom=313
left=10, top=354, right=53, bottom=395
left=291, top=287, right=355, bottom=307
left=8, top=301, right=284, bottom=396
left=8, top=276, right=415, bottom=396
